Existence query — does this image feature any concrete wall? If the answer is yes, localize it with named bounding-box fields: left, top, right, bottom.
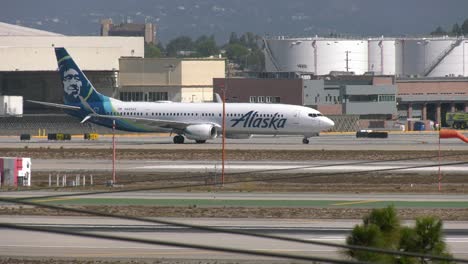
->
left=119, top=58, right=182, bottom=86
left=181, top=60, right=225, bottom=86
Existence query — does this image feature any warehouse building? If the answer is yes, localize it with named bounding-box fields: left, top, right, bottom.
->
left=0, top=22, right=144, bottom=114
left=119, top=57, right=225, bottom=103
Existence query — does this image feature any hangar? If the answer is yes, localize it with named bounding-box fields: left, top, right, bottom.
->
left=0, top=22, right=144, bottom=114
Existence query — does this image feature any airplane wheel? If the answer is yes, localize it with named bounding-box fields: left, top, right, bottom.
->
left=302, top=138, right=310, bottom=144
left=173, top=135, right=185, bottom=144
left=195, top=140, right=206, bottom=144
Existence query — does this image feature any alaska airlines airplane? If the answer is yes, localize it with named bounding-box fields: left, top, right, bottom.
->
left=29, top=48, right=334, bottom=144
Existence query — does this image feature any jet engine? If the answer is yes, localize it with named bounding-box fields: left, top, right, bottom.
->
left=184, top=124, right=218, bottom=140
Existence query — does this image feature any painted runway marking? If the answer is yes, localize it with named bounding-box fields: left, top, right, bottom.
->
left=332, top=200, right=379, bottom=206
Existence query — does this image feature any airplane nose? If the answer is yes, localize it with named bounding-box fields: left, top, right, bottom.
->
left=319, top=117, right=334, bottom=130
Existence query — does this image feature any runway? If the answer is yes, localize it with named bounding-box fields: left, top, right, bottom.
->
left=29, top=159, right=468, bottom=174
left=3, top=132, right=468, bottom=150
left=2, top=192, right=468, bottom=209
left=1, top=216, right=468, bottom=260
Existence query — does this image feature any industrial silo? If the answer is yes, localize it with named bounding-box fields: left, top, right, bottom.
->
left=368, top=38, right=397, bottom=75
left=399, top=37, right=466, bottom=77
left=263, top=37, right=368, bottom=75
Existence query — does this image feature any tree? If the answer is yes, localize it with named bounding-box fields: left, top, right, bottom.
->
left=345, top=206, right=453, bottom=263
left=144, top=43, right=162, bottom=58
left=166, top=36, right=194, bottom=57
left=346, top=224, right=390, bottom=263
left=462, top=19, right=468, bottom=35
left=229, top=32, right=239, bottom=45
left=398, top=217, right=453, bottom=264
left=363, top=205, right=401, bottom=247
left=451, top=23, right=462, bottom=36
left=346, top=206, right=400, bottom=262
left=225, top=43, right=249, bottom=65
left=195, top=35, right=219, bottom=57
left=431, top=26, right=447, bottom=36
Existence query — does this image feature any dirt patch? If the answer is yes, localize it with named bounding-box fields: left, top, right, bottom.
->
left=2, top=148, right=468, bottom=161
left=1, top=205, right=467, bottom=221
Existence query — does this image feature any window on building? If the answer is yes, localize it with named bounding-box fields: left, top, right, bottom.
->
left=147, top=92, right=169, bottom=101
left=378, top=95, right=396, bottom=102
left=349, top=95, right=379, bottom=102
left=249, top=96, right=257, bottom=103
left=258, top=96, right=265, bottom=103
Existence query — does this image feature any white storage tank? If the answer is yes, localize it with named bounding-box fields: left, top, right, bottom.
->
left=264, top=37, right=368, bottom=75
left=398, top=37, right=467, bottom=77
left=368, top=38, right=397, bottom=75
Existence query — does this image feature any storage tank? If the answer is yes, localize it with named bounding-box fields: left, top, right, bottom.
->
left=398, top=37, right=467, bottom=77
left=263, top=37, right=368, bottom=75
left=368, top=38, right=397, bottom=75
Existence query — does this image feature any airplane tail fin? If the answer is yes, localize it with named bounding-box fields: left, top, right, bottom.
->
left=55, top=47, right=105, bottom=105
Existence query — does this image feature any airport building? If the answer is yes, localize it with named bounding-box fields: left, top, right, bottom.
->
left=397, top=77, right=468, bottom=127
left=119, top=57, right=225, bottom=103
left=0, top=22, right=144, bottom=114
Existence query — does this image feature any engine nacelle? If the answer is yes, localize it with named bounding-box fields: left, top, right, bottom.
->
left=225, top=133, right=252, bottom=139
left=184, top=124, right=218, bottom=140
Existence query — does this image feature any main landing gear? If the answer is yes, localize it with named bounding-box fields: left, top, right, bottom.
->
left=302, top=137, right=310, bottom=144
left=173, top=135, right=185, bottom=144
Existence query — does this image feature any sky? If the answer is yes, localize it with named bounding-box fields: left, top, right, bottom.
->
left=2, top=0, right=468, bottom=43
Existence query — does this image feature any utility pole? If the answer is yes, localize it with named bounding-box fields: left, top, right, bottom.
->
left=345, top=50, right=351, bottom=72
left=112, top=120, right=116, bottom=184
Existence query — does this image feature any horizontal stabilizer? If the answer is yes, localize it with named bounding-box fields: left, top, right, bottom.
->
left=80, top=115, right=92, bottom=124
left=26, top=100, right=81, bottom=110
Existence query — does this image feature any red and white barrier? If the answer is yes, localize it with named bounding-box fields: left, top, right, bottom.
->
left=0, top=157, right=31, bottom=187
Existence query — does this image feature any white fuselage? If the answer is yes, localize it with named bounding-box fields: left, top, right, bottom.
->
left=103, top=98, right=334, bottom=137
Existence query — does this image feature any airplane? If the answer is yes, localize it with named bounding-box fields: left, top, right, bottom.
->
left=28, top=47, right=334, bottom=144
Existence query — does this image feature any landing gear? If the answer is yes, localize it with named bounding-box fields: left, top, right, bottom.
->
left=302, top=138, right=310, bottom=144
left=173, top=135, right=185, bottom=144
left=195, top=140, right=206, bottom=144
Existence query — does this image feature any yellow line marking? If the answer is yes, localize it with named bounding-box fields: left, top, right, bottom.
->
left=332, top=200, right=379, bottom=206
left=32, top=197, right=77, bottom=203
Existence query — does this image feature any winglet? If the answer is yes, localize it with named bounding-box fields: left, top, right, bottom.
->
left=214, top=93, right=222, bottom=103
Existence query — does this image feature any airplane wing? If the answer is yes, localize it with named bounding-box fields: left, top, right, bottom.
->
left=89, top=113, right=219, bottom=131
left=26, top=100, right=81, bottom=110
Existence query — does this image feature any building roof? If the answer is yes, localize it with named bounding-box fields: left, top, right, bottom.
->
left=110, top=23, right=145, bottom=32
left=0, top=22, right=63, bottom=36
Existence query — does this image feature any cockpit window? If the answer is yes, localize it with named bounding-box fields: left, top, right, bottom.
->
left=317, top=113, right=323, bottom=116
left=308, top=113, right=318, bottom=118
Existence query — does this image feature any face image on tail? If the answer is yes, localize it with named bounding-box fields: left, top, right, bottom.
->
left=55, top=48, right=103, bottom=105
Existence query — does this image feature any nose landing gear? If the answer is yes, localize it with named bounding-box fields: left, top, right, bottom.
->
left=302, top=137, right=310, bottom=144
